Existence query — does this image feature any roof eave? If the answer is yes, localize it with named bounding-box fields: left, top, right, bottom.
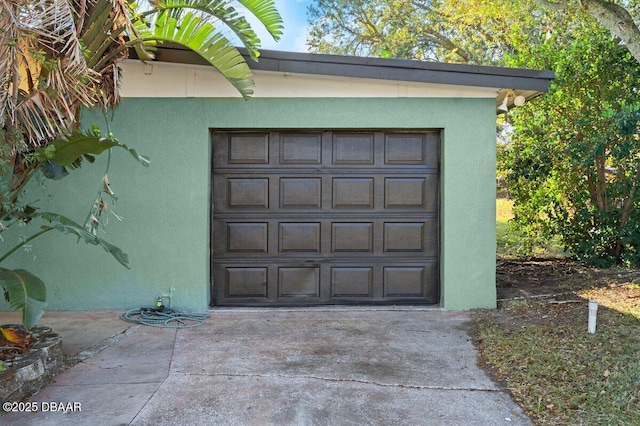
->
left=133, top=45, right=554, bottom=111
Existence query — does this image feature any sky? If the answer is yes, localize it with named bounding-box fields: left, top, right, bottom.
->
left=253, top=0, right=312, bottom=52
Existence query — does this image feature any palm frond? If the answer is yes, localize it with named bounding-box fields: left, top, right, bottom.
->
left=142, top=10, right=255, bottom=98
left=0, top=0, right=92, bottom=148
left=236, top=0, right=283, bottom=41
left=1, top=0, right=280, bottom=147
left=77, top=0, right=139, bottom=110
left=150, top=0, right=281, bottom=60
left=15, top=89, right=68, bottom=143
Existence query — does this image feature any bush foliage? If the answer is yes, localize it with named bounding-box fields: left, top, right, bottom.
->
left=501, top=20, right=640, bottom=267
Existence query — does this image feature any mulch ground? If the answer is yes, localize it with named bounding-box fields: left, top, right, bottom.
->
left=491, top=256, right=640, bottom=331
left=496, top=257, right=640, bottom=302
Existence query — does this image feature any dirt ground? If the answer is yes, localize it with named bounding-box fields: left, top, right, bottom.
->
left=496, top=257, right=640, bottom=302
left=492, top=256, right=640, bottom=332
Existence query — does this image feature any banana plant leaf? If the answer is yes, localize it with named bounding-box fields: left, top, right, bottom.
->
left=50, top=136, right=149, bottom=168
left=237, top=0, right=284, bottom=42
left=0, top=268, right=47, bottom=330
left=40, top=213, right=130, bottom=269
left=151, top=0, right=283, bottom=60
left=0, top=213, right=130, bottom=329
left=149, top=10, right=256, bottom=99
left=36, top=131, right=150, bottom=176
left=49, top=136, right=118, bottom=166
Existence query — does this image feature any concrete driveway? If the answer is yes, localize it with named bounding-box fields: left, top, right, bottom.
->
left=0, top=308, right=532, bottom=425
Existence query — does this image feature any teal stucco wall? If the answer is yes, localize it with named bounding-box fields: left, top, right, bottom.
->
left=1, top=97, right=496, bottom=311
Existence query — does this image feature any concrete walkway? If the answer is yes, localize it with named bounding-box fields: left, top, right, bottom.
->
left=0, top=309, right=532, bottom=425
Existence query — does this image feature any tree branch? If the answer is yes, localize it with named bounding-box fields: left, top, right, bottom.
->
left=581, top=0, right=640, bottom=63
left=535, top=0, right=640, bottom=69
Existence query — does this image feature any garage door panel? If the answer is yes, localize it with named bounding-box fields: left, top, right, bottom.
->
left=384, top=178, right=425, bottom=208
left=332, top=178, right=374, bottom=208
left=280, top=178, right=322, bottom=208
left=212, top=130, right=440, bottom=306
left=227, top=178, right=269, bottom=208
left=331, top=223, right=374, bottom=252
left=213, top=261, right=438, bottom=304
left=226, top=267, right=268, bottom=298
left=279, top=223, right=321, bottom=253
left=213, top=132, right=268, bottom=166
left=214, top=218, right=436, bottom=258
left=216, top=173, right=435, bottom=213
left=384, top=223, right=424, bottom=252
left=332, top=133, right=375, bottom=164
left=228, top=133, right=269, bottom=164
left=384, top=266, right=427, bottom=298
left=385, top=134, right=427, bottom=165
left=281, top=133, right=322, bottom=164
left=384, top=175, right=438, bottom=211
left=227, top=223, right=268, bottom=253
left=278, top=267, right=321, bottom=298
left=331, top=267, right=373, bottom=298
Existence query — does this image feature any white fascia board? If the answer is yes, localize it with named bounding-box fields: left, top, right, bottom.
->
left=119, top=60, right=499, bottom=99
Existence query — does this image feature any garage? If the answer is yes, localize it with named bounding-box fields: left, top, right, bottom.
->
left=211, top=130, right=439, bottom=305
left=1, top=47, right=552, bottom=312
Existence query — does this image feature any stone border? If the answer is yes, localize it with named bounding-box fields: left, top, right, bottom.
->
left=0, top=325, right=62, bottom=403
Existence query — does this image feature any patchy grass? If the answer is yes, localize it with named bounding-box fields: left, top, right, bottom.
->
left=493, top=201, right=637, bottom=423
left=474, top=275, right=640, bottom=425
left=581, top=283, right=640, bottom=318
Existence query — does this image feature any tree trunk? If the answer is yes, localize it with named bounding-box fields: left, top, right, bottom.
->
left=594, top=152, right=607, bottom=212
left=586, top=173, right=599, bottom=207
left=537, top=0, right=640, bottom=64
left=581, top=0, right=640, bottom=64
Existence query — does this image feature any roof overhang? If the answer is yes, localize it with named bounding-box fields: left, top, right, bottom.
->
left=131, top=45, right=554, bottom=112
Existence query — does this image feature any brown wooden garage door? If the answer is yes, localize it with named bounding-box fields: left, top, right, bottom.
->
left=211, top=130, right=439, bottom=306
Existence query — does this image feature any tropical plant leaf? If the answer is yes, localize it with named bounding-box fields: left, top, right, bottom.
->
left=0, top=268, right=47, bottom=330
left=0, top=327, right=21, bottom=344
left=35, top=130, right=150, bottom=172
left=49, top=136, right=119, bottom=167
left=40, top=213, right=130, bottom=269
left=141, top=9, right=256, bottom=98
left=118, top=142, right=151, bottom=167
left=0, top=326, right=32, bottom=348
left=152, top=0, right=282, bottom=60
left=0, top=0, right=92, bottom=148
left=237, top=0, right=283, bottom=41
left=80, top=0, right=131, bottom=70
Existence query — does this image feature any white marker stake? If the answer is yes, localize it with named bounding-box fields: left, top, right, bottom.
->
left=588, top=300, right=598, bottom=334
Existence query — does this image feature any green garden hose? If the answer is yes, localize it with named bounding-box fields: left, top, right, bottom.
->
left=120, top=308, right=210, bottom=328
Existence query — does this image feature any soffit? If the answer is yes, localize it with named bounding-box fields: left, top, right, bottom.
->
left=126, top=46, right=554, bottom=111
